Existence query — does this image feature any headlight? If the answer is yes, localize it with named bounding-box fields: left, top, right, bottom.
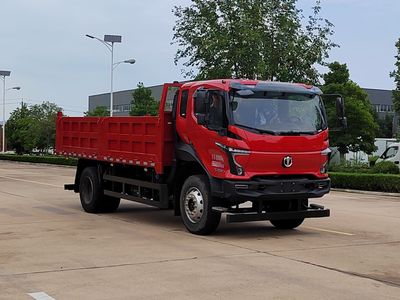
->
left=320, top=148, right=331, bottom=174
left=320, top=161, right=328, bottom=174
left=321, top=147, right=332, bottom=157
left=215, top=142, right=250, bottom=176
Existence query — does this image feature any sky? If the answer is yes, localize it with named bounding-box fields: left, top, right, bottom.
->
left=1, top=0, right=400, bottom=118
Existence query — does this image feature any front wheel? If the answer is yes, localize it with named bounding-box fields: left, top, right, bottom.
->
left=180, top=175, right=221, bottom=235
left=270, top=218, right=304, bottom=229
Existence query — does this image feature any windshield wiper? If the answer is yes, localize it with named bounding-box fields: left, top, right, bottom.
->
left=235, top=124, right=277, bottom=135
left=277, top=131, right=317, bottom=136
left=235, top=124, right=319, bottom=136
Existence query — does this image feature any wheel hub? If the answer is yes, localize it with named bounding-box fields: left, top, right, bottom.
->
left=184, top=187, right=204, bottom=223
left=82, top=176, right=94, bottom=205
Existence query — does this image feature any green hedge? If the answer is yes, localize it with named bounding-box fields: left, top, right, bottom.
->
left=330, top=172, right=400, bottom=193
left=371, top=161, right=399, bottom=174
left=328, top=161, right=371, bottom=173
left=368, top=156, right=380, bottom=167
left=329, top=161, right=399, bottom=174
left=0, top=154, right=77, bottom=166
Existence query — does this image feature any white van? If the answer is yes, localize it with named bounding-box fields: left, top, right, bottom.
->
left=376, top=142, right=400, bottom=168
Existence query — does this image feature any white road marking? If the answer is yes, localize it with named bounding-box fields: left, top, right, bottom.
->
left=0, top=175, right=60, bottom=188
left=303, top=226, right=355, bottom=236
left=28, top=292, right=56, bottom=300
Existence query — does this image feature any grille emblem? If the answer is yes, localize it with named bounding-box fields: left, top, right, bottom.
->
left=282, top=156, right=293, bottom=168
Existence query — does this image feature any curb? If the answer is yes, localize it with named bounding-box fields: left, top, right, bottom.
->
left=0, top=160, right=76, bottom=169
left=331, top=188, right=400, bottom=198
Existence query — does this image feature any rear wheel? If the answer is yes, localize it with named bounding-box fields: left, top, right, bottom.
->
left=270, top=218, right=304, bottom=229
left=180, top=175, right=221, bottom=235
left=79, top=167, right=120, bottom=213
left=101, top=195, right=121, bottom=213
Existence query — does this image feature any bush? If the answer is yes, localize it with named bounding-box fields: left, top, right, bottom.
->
left=329, top=159, right=399, bottom=174
left=328, top=161, right=370, bottom=173
left=330, top=172, right=400, bottom=193
left=371, top=161, right=399, bottom=174
left=0, top=154, right=77, bottom=166
left=368, top=156, right=379, bottom=167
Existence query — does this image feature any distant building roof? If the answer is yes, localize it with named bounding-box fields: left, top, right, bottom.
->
left=363, top=88, right=393, bottom=105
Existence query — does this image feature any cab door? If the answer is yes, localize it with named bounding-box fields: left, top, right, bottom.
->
left=187, top=88, right=231, bottom=178
left=158, top=82, right=182, bottom=166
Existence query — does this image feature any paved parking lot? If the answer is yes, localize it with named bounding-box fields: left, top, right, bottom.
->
left=0, top=161, right=400, bottom=299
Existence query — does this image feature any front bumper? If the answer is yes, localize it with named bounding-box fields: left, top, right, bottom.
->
left=210, top=177, right=330, bottom=223
left=220, top=204, right=330, bottom=223
left=211, top=177, right=330, bottom=203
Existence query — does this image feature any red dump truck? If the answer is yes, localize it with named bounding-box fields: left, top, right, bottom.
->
left=56, top=79, right=346, bottom=235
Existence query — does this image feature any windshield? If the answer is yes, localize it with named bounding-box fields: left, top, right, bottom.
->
left=382, top=146, right=398, bottom=159
left=230, top=91, right=327, bottom=135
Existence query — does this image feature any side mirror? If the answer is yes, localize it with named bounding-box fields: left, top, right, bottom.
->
left=321, top=94, right=347, bottom=131
left=341, top=116, right=348, bottom=129
left=335, top=96, right=347, bottom=130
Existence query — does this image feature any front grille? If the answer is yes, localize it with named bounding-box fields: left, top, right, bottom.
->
left=252, top=174, right=318, bottom=181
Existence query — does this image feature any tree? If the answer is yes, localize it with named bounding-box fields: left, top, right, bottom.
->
left=390, top=38, right=400, bottom=135
left=322, top=62, right=379, bottom=158
left=129, top=83, right=159, bottom=116
left=6, top=101, right=62, bottom=154
left=172, top=0, right=337, bottom=83
left=376, top=114, right=394, bottom=138
left=6, top=103, right=39, bottom=154
left=323, top=62, right=349, bottom=85
left=30, top=101, right=62, bottom=153
left=84, top=106, right=109, bottom=116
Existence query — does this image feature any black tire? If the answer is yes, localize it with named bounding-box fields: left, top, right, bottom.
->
left=79, top=167, right=120, bottom=213
left=270, top=218, right=304, bottom=229
left=180, top=175, right=221, bottom=235
left=101, top=195, right=121, bottom=213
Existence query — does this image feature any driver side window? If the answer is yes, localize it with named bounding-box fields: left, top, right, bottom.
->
left=208, top=92, right=223, bottom=127
left=194, top=90, right=225, bottom=128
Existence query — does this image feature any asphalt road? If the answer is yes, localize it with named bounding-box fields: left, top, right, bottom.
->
left=0, top=161, right=399, bottom=300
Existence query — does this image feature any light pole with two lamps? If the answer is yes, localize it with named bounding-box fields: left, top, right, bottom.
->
left=85, top=34, right=135, bottom=116
left=0, top=70, right=21, bottom=152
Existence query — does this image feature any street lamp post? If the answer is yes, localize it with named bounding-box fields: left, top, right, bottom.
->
left=86, top=34, right=135, bottom=116
left=0, top=73, right=21, bottom=153
left=1, top=70, right=11, bottom=153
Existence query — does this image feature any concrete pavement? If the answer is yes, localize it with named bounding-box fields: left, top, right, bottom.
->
left=0, top=161, right=399, bottom=299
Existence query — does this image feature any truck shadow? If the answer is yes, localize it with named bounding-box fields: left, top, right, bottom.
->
left=106, top=202, right=316, bottom=239
left=215, top=222, right=314, bottom=239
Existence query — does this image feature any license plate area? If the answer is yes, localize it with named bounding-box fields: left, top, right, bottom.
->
left=265, top=180, right=310, bottom=194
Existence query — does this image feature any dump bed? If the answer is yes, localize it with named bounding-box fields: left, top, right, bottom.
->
left=55, top=113, right=174, bottom=174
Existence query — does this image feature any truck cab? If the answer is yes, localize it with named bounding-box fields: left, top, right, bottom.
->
left=171, top=79, right=345, bottom=233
